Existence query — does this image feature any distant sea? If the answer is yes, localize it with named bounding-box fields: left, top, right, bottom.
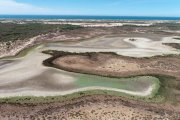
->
left=0, top=15, right=180, bottom=20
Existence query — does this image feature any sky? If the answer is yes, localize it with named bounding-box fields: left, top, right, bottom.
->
left=0, top=0, right=180, bottom=16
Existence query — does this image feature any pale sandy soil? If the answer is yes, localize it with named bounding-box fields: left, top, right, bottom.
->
left=162, top=36, right=180, bottom=43
left=162, top=30, right=180, bottom=33
left=48, top=36, right=180, bottom=57
left=42, top=21, right=154, bottom=27
left=0, top=86, right=153, bottom=98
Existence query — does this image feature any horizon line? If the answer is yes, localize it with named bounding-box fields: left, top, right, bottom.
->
left=0, top=15, right=180, bottom=18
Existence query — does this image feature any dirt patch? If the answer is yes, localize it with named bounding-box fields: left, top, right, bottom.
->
left=50, top=52, right=180, bottom=78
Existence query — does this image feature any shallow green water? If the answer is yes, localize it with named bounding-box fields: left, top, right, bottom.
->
left=76, top=74, right=159, bottom=92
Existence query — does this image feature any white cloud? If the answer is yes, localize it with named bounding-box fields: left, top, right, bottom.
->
left=0, top=0, right=58, bottom=15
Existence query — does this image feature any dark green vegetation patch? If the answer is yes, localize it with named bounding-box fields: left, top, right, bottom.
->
left=155, top=23, right=180, bottom=30
left=157, top=76, right=180, bottom=105
left=163, top=43, right=180, bottom=49
left=0, top=23, right=81, bottom=42
left=174, top=37, right=180, bottom=40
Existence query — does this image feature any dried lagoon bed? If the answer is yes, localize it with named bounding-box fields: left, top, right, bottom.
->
left=0, top=42, right=160, bottom=99
left=0, top=33, right=180, bottom=119
left=0, top=35, right=179, bottom=103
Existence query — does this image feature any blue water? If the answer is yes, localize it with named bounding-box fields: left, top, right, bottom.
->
left=0, top=15, right=180, bottom=20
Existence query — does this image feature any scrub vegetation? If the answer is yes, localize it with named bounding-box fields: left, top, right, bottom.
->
left=0, top=23, right=81, bottom=42
left=157, top=76, right=180, bottom=105
left=154, top=22, right=180, bottom=30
